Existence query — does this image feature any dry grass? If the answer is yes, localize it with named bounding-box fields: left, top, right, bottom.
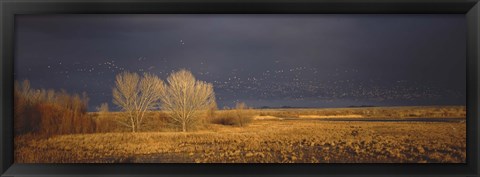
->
left=298, top=114, right=364, bottom=118
left=254, top=106, right=466, bottom=119
left=87, top=106, right=465, bottom=132
left=15, top=117, right=466, bottom=163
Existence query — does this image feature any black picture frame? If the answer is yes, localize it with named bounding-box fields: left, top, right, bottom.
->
left=1, top=0, right=479, bottom=176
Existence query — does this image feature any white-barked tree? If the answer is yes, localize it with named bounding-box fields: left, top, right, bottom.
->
left=160, top=69, right=216, bottom=132
left=112, top=72, right=165, bottom=132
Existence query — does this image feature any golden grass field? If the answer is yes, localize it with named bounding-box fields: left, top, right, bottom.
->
left=15, top=106, right=466, bottom=163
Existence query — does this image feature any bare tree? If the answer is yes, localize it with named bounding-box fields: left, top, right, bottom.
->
left=96, top=102, right=109, bottom=112
left=160, top=69, right=216, bottom=132
left=113, top=72, right=165, bottom=132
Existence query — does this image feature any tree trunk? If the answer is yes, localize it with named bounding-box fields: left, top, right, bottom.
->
left=182, top=122, right=186, bottom=132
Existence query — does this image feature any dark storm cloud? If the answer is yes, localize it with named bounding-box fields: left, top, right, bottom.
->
left=14, top=14, right=466, bottom=111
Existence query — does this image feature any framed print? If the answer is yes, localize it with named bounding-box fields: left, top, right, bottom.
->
left=1, top=0, right=479, bottom=176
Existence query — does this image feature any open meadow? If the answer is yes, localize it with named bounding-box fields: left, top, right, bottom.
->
left=15, top=106, right=466, bottom=163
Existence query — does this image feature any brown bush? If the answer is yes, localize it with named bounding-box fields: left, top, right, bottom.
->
left=14, top=80, right=95, bottom=137
left=211, top=111, right=237, bottom=126
left=212, top=102, right=253, bottom=127
left=204, top=101, right=218, bottom=123
left=233, top=102, right=253, bottom=126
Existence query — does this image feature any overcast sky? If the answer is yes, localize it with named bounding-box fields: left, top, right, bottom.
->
left=14, top=14, right=466, bottom=111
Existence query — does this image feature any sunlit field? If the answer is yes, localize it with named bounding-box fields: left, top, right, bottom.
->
left=15, top=106, right=466, bottom=163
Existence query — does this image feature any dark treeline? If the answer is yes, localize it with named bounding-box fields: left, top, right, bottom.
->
left=14, top=80, right=95, bottom=137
